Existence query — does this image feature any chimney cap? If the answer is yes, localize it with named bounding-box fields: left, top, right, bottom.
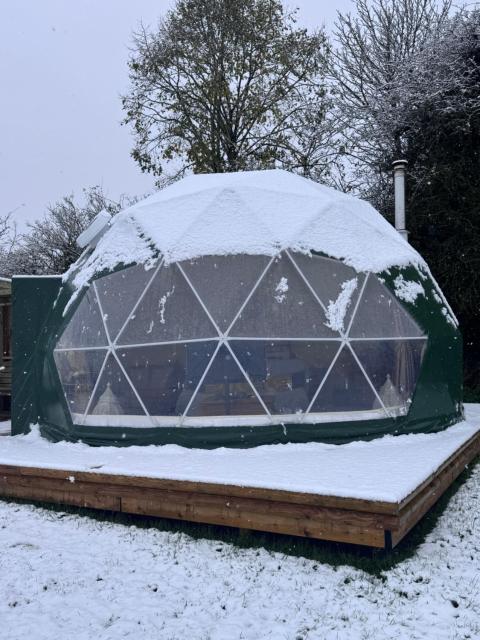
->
left=393, top=159, right=408, bottom=169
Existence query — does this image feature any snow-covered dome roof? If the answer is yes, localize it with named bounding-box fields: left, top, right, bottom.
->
left=69, top=169, right=424, bottom=290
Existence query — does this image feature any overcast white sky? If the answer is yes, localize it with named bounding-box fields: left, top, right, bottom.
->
left=1, top=0, right=353, bottom=230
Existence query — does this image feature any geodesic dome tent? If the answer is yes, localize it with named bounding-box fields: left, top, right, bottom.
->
left=11, top=170, right=463, bottom=447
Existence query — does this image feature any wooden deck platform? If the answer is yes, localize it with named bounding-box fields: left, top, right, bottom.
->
left=0, top=429, right=479, bottom=549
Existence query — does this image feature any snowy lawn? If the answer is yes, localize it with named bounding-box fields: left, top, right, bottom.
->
left=1, top=458, right=479, bottom=639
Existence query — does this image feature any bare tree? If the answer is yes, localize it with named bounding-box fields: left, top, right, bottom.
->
left=122, top=0, right=332, bottom=183
left=332, top=0, right=452, bottom=196
left=0, top=210, right=19, bottom=278
left=334, top=2, right=480, bottom=390
left=391, top=8, right=480, bottom=391
left=3, top=187, right=127, bottom=276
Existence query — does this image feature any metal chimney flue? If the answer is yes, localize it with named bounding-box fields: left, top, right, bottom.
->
left=393, top=159, right=408, bottom=242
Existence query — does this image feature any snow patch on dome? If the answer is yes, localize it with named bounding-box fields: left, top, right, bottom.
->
left=394, top=274, right=425, bottom=304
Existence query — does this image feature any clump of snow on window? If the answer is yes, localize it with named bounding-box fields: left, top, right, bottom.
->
left=432, top=290, right=442, bottom=304
left=325, top=278, right=358, bottom=333
left=158, top=286, right=175, bottom=324
left=394, top=274, right=425, bottom=304
left=274, top=277, right=288, bottom=303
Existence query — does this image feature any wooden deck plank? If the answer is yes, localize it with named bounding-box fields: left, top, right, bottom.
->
left=0, top=473, right=398, bottom=530
left=0, top=472, right=396, bottom=546
left=121, top=496, right=387, bottom=548
left=0, top=483, right=121, bottom=511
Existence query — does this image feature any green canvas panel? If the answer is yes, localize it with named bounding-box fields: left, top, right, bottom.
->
left=11, top=276, right=63, bottom=435
left=11, top=261, right=463, bottom=448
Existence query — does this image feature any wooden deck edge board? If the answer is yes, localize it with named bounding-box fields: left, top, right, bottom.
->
left=0, top=473, right=399, bottom=531
left=396, top=430, right=480, bottom=514
left=120, top=496, right=387, bottom=548
left=391, top=435, right=480, bottom=547
left=0, top=483, right=387, bottom=548
left=0, top=464, right=396, bottom=515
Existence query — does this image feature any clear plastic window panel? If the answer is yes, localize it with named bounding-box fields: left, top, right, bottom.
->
left=186, top=345, right=266, bottom=417
left=230, top=340, right=340, bottom=415
left=53, top=252, right=429, bottom=428
left=351, top=339, right=427, bottom=416
left=117, top=262, right=218, bottom=345
left=54, top=349, right=107, bottom=417
left=95, top=264, right=155, bottom=342
left=56, top=287, right=108, bottom=348
left=230, top=254, right=338, bottom=339
left=86, top=353, right=146, bottom=425
left=180, top=254, right=271, bottom=332
left=117, top=341, right=217, bottom=417
left=289, top=253, right=365, bottom=333
left=310, top=345, right=379, bottom=415
left=349, top=275, right=424, bottom=338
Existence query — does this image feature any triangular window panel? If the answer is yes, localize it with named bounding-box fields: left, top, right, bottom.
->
left=87, top=353, right=146, bottom=422
left=349, top=275, right=424, bottom=339
left=230, top=254, right=338, bottom=338
left=310, top=345, right=379, bottom=414
left=351, top=339, right=427, bottom=415
left=54, top=349, right=107, bottom=417
left=117, top=263, right=217, bottom=345
left=57, top=287, right=108, bottom=349
left=230, top=340, right=339, bottom=415
left=95, top=264, right=154, bottom=342
left=118, top=341, right=217, bottom=417
left=180, top=254, right=270, bottom=332
left=290, top=253, right=365, bottom=334
left=186, top=345, right=266, bottom=417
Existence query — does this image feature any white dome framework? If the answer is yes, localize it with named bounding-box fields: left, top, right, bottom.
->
left=54, top=250, right=427, bottom=429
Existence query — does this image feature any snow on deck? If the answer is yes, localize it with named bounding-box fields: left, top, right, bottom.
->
left=1, top=405, right=478, bottom=504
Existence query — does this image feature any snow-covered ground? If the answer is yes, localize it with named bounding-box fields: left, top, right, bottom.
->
left=0, top=406, right=479, bottom=639
left=0, top=454, right=479, bottom=639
